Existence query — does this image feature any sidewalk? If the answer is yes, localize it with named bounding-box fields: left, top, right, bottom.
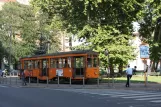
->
left=0, top=77, right=160, bottom=91
left=6, top=82, right=161, bottom=91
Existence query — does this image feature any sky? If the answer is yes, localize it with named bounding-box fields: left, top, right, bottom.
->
left=17, top=0, right=29, bottom=5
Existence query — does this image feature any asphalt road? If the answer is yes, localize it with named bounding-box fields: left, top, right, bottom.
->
left=0, top=85, right=161, bottom=107
left=0, top=85, right=111, bottom=107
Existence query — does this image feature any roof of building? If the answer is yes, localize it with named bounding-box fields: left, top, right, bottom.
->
left=20, top=50, right=99, bottom=59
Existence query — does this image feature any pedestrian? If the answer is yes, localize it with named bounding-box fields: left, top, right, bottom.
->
left=125, top=65, right=133, bottom=87
left=21, top=69, right=27, bottom=86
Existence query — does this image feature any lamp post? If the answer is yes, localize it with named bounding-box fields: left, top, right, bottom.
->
left=8, top=26, right=12, bottom=73
left=104, top=49, right=110, bottom=87
left=159, top=56, right=161, bottom=76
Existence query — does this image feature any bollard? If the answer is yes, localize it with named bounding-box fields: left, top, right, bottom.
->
left=16, top=76, right=17, bottom=85
left=112, top=76, right=114, bottom=87
left=10, top=73, right=11, bottom=85
left=37, top=77, right=39, bottom=86
left=83, top=77, right=85, bottom=87
left=144, top=72, right=147, bottom=87
left=29, top=76, right=31, bottom=86
left=57, top=76, right=59, bottom=87
left=69, top=77, right=71, bottom=87
left=108, top=73, right=110, bottom=87
left=1, top=77, right=3, bottom=84
left=6, top=77, right=7, bottom=84
left=97, top=78, right=99, bottom=87
left=47, top=77, right=49, bottom=87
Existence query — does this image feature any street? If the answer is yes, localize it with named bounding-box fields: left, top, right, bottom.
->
left=0, top=85, right=161, bottom=107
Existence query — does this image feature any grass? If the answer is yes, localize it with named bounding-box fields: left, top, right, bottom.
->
left=101, top=75, right=161, bottom=84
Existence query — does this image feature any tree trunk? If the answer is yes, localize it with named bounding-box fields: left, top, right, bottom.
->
left=118, top=62, right=123, bottom=74
left=109, top=63, right=114, bottom=77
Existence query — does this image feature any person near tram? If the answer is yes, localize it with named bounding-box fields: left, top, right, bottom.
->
left=21, top=69, right=27, bottom=86
left=125, top=65, right=133, bottom=87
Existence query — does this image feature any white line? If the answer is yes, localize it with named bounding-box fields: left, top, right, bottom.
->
left=74, top=90, right=156, bottom=95
left=122, top=94, right=161, bottom=98
left=150, top=100, right=161, bottom=103
left=136, top=97, right=161, bottom=100
left=0, top=85, right=7, bottom=87
left=111, top=93, right=155, bottom=97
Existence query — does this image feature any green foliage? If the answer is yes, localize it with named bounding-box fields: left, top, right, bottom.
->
left=138, top=0, right=161, bottom=64
left=0, top=2, right=61, bottom=67
left=0, top=2, right=38, bottom=63
left=31, top=0, right=145, bottom=73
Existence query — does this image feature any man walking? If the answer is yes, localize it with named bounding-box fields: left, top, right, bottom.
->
left=126, top=65, right=133, bottom=87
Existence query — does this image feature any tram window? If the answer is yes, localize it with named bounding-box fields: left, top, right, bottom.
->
left=28, top=61, right=32, bottom=69
left=43, top=60, right=47, bottom=69
left=58, top=58, right=63, bottom=68
left=50, top=58, right=56, bottom=68
left=62, top=57, right=71, bottom=68
left=55, top=59, right=59, bottom=68
left=32, top=60, right=35, bottom=69
left=24, top=61, right=28, bottom=69
left=87, top=58, right=92, bottom=67
left=35, top=60, right=40, bottom=69
left=68, top=57, right=71, bottom=68
left=93, top=57, right=98, bottom=67
left=75, top=57, right=83, bottom=68
left=32, top=61, right=34, bottom=69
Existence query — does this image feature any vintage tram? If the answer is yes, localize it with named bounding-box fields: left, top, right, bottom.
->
left=19, top=50, right=99, bottom=83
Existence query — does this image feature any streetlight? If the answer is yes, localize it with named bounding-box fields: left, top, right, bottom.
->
left=104, top=49, right=110, bottom=87
left=8, top=25, right=12, bottom=73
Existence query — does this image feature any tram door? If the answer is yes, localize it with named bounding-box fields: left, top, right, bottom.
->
left=41, top=59, right=48, bottom=76
left=73, top=56, right=85, bottom=77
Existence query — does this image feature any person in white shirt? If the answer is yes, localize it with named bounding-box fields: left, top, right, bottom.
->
left=126, top=65, right=133, bottom=87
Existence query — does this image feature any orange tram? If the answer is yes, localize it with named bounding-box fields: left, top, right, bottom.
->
left=19, top=50, right=99, bottom=83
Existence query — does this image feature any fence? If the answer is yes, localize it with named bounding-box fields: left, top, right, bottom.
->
left=0, top=73, right=159, bottom=89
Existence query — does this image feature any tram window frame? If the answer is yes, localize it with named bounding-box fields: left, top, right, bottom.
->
left=24, top=60, right=28, bottom=69
left=62, top=57, right=71, bottom=68
left=87, top=54, right=92, bottom=67
left=74, top=56, right=84, bottom=68
left=32, top=60, right=35, bottom=69
left=68, top=57, right=71, bottom=68
left=50, top=58, right=56, bottom=68
left=34, top=60, right=40, bottom=69
left=28, top=60, right=33, bottom=69
left=58, top=58, right=63, bottom=68
left=93, top=55, right=98, bottom=67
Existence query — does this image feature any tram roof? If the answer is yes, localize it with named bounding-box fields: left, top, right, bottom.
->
left=20, top=50, right=99, bottom=59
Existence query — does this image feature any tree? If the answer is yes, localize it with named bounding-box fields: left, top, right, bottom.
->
left=0, top=2, right=60, bottom=69
left=138, top=0, right=161, bottom=71
left=0, top=2, right=39, bottom=69
left=32, top=0, right=145, bottom=74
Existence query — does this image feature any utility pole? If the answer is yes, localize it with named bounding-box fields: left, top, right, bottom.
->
left=105, top=49, right=110, bottom=87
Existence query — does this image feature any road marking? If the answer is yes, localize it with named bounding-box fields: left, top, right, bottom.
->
left=111, top=93, right=155, bottom=97
left=0, top=85, right=7, bottom=87
left=136, top=97, right=161, bottom=100
left=150, top=100, right=161, bottom=103
left=122, top=94, right=161, bottom=98
left=44, top=88, right=161, bottom=103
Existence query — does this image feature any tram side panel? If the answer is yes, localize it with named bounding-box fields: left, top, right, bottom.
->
left=86, top=68, right=99, bottom=79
